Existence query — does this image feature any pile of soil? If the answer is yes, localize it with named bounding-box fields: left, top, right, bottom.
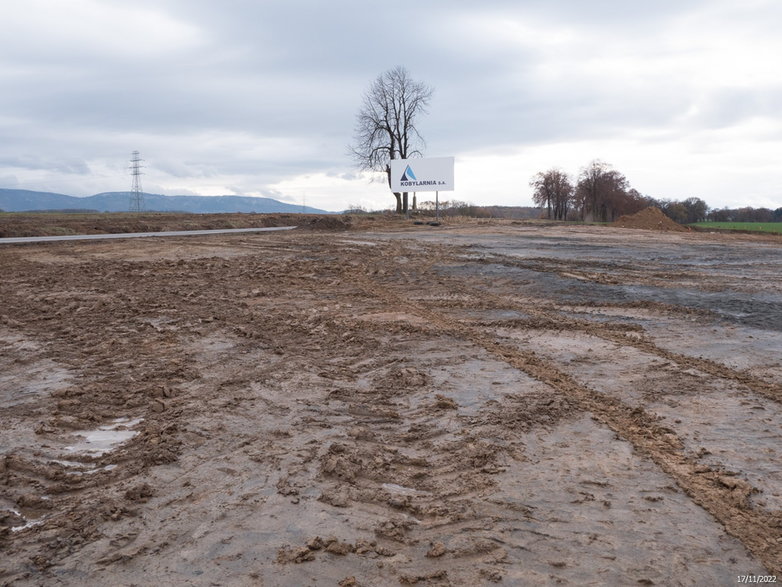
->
left=0, top=212, right=299, bottom=238
left=613, top=207, right=687, bottom=232
left=302, top=215, right=352, bottom=231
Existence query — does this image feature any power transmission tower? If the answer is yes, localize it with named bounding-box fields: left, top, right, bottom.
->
left=129, top=151, right=144, bottom=213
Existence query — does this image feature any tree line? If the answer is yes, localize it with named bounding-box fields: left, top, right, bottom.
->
left=532, top=161, right=781, bottom=224
left=706, top=206, right=782, bottom=223
left=531, top=161, right=663, bottom=222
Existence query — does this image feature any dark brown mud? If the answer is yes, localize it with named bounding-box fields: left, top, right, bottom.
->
left=1, top=222, right=780, bottom=585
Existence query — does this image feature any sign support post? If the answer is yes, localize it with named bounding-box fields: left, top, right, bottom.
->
left=436, top=191, right=439, bottom=221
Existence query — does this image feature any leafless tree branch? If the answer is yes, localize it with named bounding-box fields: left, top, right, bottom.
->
left=350, top=66, right=433, bottom=213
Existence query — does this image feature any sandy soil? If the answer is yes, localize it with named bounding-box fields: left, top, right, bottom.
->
left=1, top=220, right=781, bottom=586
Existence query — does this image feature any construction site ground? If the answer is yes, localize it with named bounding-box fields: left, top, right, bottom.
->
left=1, top=219, right=781, bottom=586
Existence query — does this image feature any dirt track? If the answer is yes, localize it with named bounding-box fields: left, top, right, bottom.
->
left=0, top=212, right=304, bottom=239
left=1, top=221, right=781, bottom=585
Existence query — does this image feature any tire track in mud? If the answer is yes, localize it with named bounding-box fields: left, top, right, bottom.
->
left=350, top=262, right=782, bottom=575
left=2, top=232, right=778, bottom=582
left=473, top=253, right=707, bottom=287
left=392, top=241, right=782, bottom=404
left=469, top=252, right=782, bottom=403
left=441, top=290, right=782, bottom=405
left=586, top=325, right=782, bottom=402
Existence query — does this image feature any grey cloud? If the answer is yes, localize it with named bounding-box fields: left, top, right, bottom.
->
left=1, top=0, right=780, bottom=206
left=0, top=154, right=90, bottom=175
left=688, top=87, right=782, bottom=129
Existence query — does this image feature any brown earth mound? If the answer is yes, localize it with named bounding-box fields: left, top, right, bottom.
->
left=0, top=212, right=298, bottom=238
left=613, top=206, right=688, bottom=231
left=301, top=215, right=352, bottom=231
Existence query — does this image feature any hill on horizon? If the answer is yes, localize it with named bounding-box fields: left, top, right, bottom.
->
left=0, top=189, right=331, bottom=214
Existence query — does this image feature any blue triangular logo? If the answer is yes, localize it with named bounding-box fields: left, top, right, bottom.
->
left=401, top=165, right=417, bottom=182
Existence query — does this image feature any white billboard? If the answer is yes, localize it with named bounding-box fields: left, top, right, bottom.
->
left=390, top=157, right=454, bottom=192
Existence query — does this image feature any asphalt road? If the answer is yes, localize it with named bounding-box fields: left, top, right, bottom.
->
left=0, top=226, right=298, bottom=245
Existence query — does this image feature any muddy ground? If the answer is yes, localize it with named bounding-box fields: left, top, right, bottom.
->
left=1, top=220, right=781, bottom=586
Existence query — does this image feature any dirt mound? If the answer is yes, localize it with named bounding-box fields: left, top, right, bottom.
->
left=0, top=212, right=299, bottom=238
left=302, top=215, right=352, bottom=231
left=613, top=207, right=687, bottom=231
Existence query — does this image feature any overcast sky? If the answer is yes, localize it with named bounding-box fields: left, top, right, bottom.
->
left=1, top=0, right=780, bottom=211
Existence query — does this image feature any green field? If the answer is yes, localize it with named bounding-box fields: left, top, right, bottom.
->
left=692, top=221, right=782, bottom=234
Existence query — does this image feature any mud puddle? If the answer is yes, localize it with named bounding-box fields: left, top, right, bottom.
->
left=0, top=329, right=72, bottom=409
left=441, top=261, right=782, bottom=331
left=65, top=417, right=144, bottom=457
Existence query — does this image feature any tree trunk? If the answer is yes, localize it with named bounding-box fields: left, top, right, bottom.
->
left=386, top=165, right=402, bottom=213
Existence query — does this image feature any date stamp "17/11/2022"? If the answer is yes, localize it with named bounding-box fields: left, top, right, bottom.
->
left=737, top=576, right=777, bottom=584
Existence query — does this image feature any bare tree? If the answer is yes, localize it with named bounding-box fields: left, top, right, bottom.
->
left=575, top=160, right=629, bottom=222
left=350, top=66, right=433, bottom=213
left=681, top=197, right=709, bottom=223
left=620, top=188, right=652, bottom=218
left=530, top=169, right=573, bottom=220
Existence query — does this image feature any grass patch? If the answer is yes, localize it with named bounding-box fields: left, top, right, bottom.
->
left=691, top=222, right=782, bottom=234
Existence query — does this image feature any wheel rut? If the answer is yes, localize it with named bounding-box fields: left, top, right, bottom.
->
left=353, top=254, right=782, bottom=575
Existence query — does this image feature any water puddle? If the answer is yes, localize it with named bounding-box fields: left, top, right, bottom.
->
left=11, top=517, right=45, bottom=533
left=65, top=417, right=143, bottom=456
left=2, top=507, right=46, bottom=534
left=50, top=459, right=118, bottom=475
left=382, top=483, right=426, bottom=496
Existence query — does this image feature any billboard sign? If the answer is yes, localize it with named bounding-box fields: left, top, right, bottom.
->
left=390, top=157, right=454, bottom=192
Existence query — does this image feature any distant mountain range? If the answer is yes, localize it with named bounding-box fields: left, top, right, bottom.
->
left=0, top=189, right=330, bottom=214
